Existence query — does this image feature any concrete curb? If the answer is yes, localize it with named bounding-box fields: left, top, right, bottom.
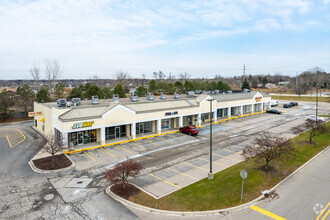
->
left=105, top=145, right=330, bottom=217
left=28, top=154, right=76, bottom=174
left=105, top=186, right=265, bottom=217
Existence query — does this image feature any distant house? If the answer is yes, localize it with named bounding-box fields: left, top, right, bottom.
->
left=265, top=83, right=276, bottom=89
left=278, top=81, right=290, bottom=86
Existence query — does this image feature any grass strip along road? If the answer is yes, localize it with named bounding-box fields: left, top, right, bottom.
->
left=129, top=122, right=330, bottom=211
left=271, top=95, right=329, bottom=103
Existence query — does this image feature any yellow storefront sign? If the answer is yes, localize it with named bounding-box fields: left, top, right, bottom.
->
left=72, top=121, right=94, bottom=129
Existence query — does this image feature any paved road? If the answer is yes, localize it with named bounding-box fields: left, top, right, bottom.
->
left=0, top=121, right=138, bottom=219
left=225, top=145, right=330, bottom=220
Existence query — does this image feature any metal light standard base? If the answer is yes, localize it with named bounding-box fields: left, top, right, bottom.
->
left=208, top=172, right=214, bottom=180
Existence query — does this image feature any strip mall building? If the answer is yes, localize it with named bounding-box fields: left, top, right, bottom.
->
left=33, top=91, right=271, bottom=148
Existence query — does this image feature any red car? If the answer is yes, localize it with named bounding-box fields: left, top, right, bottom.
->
left=179, top=125, right=199, bottom=136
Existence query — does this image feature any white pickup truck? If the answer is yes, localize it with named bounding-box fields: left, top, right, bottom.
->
left=270, top=100, right=278, bottom=107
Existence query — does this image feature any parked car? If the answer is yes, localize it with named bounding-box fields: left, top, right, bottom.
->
left=305, top=115, right=326, bottom=122
left=290, top=101, right=298, bottom=106
left=179, top=125, right=199, bottom=136
left=283, top=103, right=292, bottom=108
left=266, top=109, right=282, bottom=114
left=270, top=100, right=278, bottom=107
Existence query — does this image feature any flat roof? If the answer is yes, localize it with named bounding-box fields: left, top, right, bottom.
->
left=39, top=91, right=270, bottom=121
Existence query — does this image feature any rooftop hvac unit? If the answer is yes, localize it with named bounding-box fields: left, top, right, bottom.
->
left=71, top=98, right=81, bottom=106
left=160, top=92, right=167, bottom=100
left=91, top=96, right=99, bottom=105
left=112, top=94, right=119, bottom=103
left=57, top=99, right=67, bottom=107
left=130, top=93, right=138, bottom=102
left=173, top=92, right=180, bottom=99
left=147, top=93, right=154, bottom=101
left=186, top=91, right=195, bottom=98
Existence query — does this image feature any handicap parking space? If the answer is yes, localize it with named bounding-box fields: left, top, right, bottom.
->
left=0, top=127, right=26, bottom=148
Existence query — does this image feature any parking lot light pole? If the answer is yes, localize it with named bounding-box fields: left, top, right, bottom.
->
left=207, top=98, right=215, bottom=180
left=316, top=83, right=318, bottom=124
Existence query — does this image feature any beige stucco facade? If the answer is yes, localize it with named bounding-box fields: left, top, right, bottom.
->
left=33, top=91, right=271, bottom=148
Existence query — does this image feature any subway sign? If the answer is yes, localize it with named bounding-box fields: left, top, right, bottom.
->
left=72, top=121, right=94, bottom=129
left=165, top=111, right=178, bottom=116
left=255, top=96, right=262, bottom=102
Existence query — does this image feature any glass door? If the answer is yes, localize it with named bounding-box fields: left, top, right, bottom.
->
left=139, top=123, right=144, bottom=134
left=77, top=131, right=83, bottom=145
left=115, top=127, right=120, bottom=139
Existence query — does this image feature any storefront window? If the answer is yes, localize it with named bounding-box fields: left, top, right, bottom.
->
left=217, top=109, right=223, bottom=117
left=69, top=129, right=97, bottom=147
left=106, top=125, right=127, bottom=140
left=161, top=119, right=170, bottom=130
left=136, top=121, right=152, bottom=135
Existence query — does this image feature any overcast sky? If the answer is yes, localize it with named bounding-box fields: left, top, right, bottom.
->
left=0, top=0, right=329, bottom=80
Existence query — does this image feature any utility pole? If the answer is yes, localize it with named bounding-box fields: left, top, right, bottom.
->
left=207, top=98, right=214, bottom=180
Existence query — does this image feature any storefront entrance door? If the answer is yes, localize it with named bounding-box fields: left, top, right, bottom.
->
left=115, top=127, right=120, bottom=138
left=139, top=123, right=144, bottom=134
left=77, top=131, right=84, bottom=145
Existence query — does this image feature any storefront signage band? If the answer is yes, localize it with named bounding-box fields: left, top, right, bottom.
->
left=72, top=121, right=94, bottom=129
left=165, top=111, right=178, bottom=116
left=28, top=111, right=43, bottom=117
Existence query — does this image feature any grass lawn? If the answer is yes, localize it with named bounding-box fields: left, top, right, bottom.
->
left=271, top=95, right=329, bottom=103
left=129, top=122, right=330, bottom=211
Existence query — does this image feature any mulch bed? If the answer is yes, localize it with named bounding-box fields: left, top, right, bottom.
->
left=110, top=183, right=141, bottom=200
left=33, top=154, right=72, bottom=171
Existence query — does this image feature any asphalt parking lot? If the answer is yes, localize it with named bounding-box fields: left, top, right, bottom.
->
left=67, top=100, right=329, bottom=198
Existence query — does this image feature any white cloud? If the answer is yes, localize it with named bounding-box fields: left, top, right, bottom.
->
left=0, top=0, right=328, bottom=79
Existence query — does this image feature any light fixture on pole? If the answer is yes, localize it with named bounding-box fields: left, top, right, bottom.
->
left=207, top=98, right=215, bottom=180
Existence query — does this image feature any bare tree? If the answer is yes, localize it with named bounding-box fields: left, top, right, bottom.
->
left=166, top=72, right=176, bottom=83
left=242, top=132, right=294, bottom=172
left=142, top=74, right=146, bottom=86
left=44, top=134, right=64, bottom=168
left=291, top=120, right=328, bottom=144
left=45, top=59, right=62, bottom=89
left=114, top=71, right=130, bottom=85
left=30, top=63, right=41, bottom=89
left=294, top=86, right=308, bottom=97
left=105, top=157, right=143, bottom=185
left=179, top=72, right=191, bottom=83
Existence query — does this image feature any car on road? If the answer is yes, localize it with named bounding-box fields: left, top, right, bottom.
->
left=283, top=103, right=292, bottom=108
left=266, top=109, right=282, bottom=114
left=305, top=115, right=326, bottom=122
left=179, top=125, right=199, bottom=136
left=290, top=101, right=298, bottom=106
